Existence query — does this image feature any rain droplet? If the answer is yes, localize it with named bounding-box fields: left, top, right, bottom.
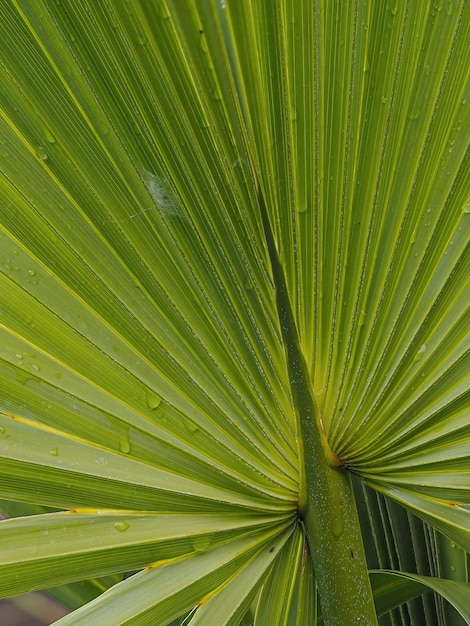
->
left=119, top=432, right=131, bottom=454
left=36, top=146, right=48, bottom=160
left=146, top=390, right=162, bottom=410
left=50, top=447, right=59, bottom=457
left=463, top=202, right=470, bottom=214
left=190, top=533, right=212, bottom=552
left=44, top=129, right=56, bottom=144
left=27, top=268, right=36, bottom=276
left=114, top=521, right=130, bottom=532
left=381, top=96, right=388, bottom=104
left=0, top=425, right=5, bottom=434
left=184, top=417, right=199, bottom=434
left=414, top=344, right=427, bottom=362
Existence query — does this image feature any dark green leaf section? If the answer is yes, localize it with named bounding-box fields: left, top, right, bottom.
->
left=355, top=480, right=470, bottom=625
left=371, top=571, right=470, bottom=625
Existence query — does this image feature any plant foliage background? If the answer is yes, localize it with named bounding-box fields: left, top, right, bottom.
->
left=0, top=1, right=469, bottom=624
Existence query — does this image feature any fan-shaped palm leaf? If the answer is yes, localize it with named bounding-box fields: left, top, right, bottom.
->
left=0, top=1, right=469, bottom=624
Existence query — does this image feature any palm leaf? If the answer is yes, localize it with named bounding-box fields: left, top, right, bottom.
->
left=0, top=1, right=469, bottom=624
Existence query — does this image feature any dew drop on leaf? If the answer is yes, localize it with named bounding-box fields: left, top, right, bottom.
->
left=114, top=521, right=130, bottom=532
left=36, top=146, right=48, bottom=160
left=146, top=390, right=162, bottom=410
left=184, top=417, right=199, bottom=434
left=44, top=128, right=56, bottom=144
left=414, top=344, right=427, bottom=362
left=119, top=432, right=131, bottom=454
left=50, top=447, right=59, bottom=457
left=190, top=533, right=212, bottom=552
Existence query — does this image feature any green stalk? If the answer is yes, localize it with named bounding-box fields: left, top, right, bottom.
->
left=258, top=192, right=377, bottom=625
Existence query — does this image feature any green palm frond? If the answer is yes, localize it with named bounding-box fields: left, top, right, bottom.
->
left=0, top=1, right=469, bottom=624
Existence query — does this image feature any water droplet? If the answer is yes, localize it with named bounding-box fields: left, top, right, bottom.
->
left=44, top=129, right=56, bottom=144
left=146, top=390, right=162, bottom=410
left=463, top=202, right=470, bottom=214
left=296, top=204, right=308, bottom=214
left=36, top=146, right=48, bottom=160
left=381, top=96, right=388, bottom=104
left=114, top=521, right=130, bottom=532
left=0, top=425, right=5, bottom=434
left=414, top=344, right=427, bottom=362
left=450, top=565, right=456, bottom=572
left=190, top=533, right=212, bottom=552
left=119, top=431, right=131, bottom=454
left=27, top=268, right=36, bottom=276
left=50, top=447, right=59, bottom=456
left=184, top=417, right=199, bottom=434
left=358, top=310, right=366, bottom=327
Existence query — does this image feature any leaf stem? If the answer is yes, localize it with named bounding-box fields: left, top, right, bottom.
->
left=257, top=191, right=377, bottom=625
